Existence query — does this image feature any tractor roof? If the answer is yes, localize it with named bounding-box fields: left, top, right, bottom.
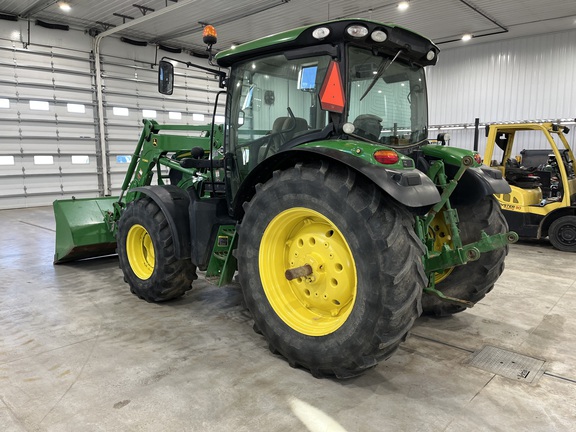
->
left=214, top=19, right=439, bottom=68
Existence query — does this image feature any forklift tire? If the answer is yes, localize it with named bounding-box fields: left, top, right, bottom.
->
left=548, top=215, right=576, bottom=252
left=117, top=197, right=197, bottom=302
left=422, top=196, right=508, bottom=316
left=237, top=161, right=426, bottom=378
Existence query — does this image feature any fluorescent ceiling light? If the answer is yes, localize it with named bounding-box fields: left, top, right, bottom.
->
left=59, top=2, right=71, bottom=12
left=462, top=34, right=473, bottom=41
left=398, top=2, right=410, bottom=11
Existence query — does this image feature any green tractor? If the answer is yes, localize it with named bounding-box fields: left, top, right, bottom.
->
left=53, top=19, right=517, bottom=378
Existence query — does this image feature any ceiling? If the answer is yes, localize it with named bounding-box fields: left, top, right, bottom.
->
left=1, top=0, right=576, bottom=53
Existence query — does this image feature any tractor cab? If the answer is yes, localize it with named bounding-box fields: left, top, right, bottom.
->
left=214, top=20, right=438, bottom=202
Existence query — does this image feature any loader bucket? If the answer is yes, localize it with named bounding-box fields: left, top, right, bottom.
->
left=53, top=196, right=119, bottom=264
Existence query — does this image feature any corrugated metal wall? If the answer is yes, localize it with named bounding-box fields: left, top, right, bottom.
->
left=426, top=28, right=576, bottom=154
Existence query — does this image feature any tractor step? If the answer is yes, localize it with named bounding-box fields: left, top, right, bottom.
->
left=205, top=225, right=237, bottom=286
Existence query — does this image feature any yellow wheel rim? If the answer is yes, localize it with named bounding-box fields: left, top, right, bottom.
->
left=127, top=224, right=155, bottom=280
left=429, top=211, right=454, bottom=284
left=259, top=208, right=357, bottom=336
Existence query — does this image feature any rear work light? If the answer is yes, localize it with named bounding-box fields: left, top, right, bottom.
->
left=374, top=150, right=400, bottom=165
left=312, top=27, right=330, bottom=39
left=346, top=25, right=368, bottom=38
left=371, top=30, right=387, bottom=42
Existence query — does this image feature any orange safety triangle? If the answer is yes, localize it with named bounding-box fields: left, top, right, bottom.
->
left=319, top=61, right=345, bottom=113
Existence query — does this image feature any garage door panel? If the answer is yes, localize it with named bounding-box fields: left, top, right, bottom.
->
left=53, top=70, right=93, bottom=88
left=0, top=81, right=17, bottom=97
left=61, top=174, right=100, bottom=192
left=0, top=159, right=23, bottom=176
left=0, top=197, right=26, bottom=210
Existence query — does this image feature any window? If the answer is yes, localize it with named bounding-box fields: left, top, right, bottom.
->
left=30, top=100, right=49, bottom=111
left=142, top=109, right=157, bottom=118
left=227, top=52, right=332, bottom=196
left=0, top=156, right=15, bottom=165
left=67, top=103, right=86, bottom=113
left=34, top=155, right=54, bottom=165
left=113, top=107, right=129, bottom=116
left=0, top=99, right=9, bottom=109
left=215, top=115, right=225, bottom=123
left=347, top=46, right=428, bottom=146
left=71, top=155, right=89, bottom=164
left=169, top=111, right=182, bottom=120
left=192, top=113, right=205, bottom=122
left=116, top=155, right=132, bottom=164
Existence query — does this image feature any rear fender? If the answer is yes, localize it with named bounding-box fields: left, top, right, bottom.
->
left=232, top=147, right=441, bottom=218
left=421, top=144, right=510, bottom=203
left=447, top=165, right=511, bottom=205
left=131, top=185, right=191, bottom=259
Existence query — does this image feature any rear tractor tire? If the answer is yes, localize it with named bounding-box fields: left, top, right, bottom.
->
left=237, top=162, right=427, bottom=378
left=422, top=196, right=508, bottom=317
left=117, top=197, right=196, bottom=302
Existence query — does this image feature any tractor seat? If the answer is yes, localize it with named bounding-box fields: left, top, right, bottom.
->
left=259, top=116, right=308, bottom=161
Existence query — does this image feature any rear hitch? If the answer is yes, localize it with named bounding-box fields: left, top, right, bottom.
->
left=416, top=153, right=519, bottom=308
left=423, top=284, right=476, bottom=309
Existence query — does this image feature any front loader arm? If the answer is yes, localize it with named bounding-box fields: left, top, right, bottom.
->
left=105, top=119, right=222, bottom=233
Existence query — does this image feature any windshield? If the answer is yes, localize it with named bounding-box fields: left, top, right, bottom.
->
left=347, top=46, right=428, bottom=146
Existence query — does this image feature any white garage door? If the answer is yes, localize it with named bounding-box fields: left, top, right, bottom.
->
left=0, top=40, right=99, bottom=210
left=0, top=37, right=225, bottom=209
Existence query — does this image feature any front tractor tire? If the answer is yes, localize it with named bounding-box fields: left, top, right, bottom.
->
left=237, top=162, right=427, bottom=378
left=422, top=196, right=508, bottom=316
left=117, top=197, right=196, bottom=302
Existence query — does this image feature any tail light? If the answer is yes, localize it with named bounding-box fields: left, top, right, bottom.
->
left=374, top=150, right=399, bottom=165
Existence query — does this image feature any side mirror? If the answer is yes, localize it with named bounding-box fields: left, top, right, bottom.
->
left=158, top=60, right=174, bottom=95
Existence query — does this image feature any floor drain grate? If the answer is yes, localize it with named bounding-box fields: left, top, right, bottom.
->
left=468, top=346, right=546, bottom=383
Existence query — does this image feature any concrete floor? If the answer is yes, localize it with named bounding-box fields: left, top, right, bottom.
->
left=1, top=206, right=575, bottom=432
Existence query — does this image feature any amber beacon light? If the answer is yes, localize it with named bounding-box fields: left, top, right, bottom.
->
left=203, top=25, right=218, bottom=46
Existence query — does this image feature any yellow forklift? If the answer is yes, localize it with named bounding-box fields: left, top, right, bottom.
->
left=484, top=122, right=576, bottom=251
